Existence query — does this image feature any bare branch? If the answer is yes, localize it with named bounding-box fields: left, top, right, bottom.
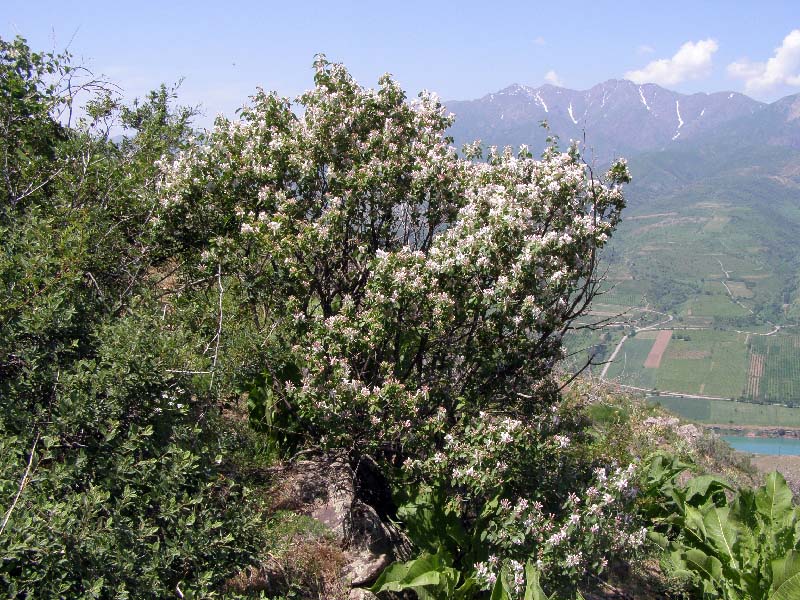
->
left=0, top=432, right=40, bottom=537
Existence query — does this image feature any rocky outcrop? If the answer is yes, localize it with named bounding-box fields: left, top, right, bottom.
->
left=277, top=454, right=412, bottom=597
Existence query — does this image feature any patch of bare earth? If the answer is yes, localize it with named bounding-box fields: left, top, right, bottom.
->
left=750, top=455, right=800, bottom=495
left=745, top=353, right=765, bottom=398
left=644, top=330, right=673, bottom=369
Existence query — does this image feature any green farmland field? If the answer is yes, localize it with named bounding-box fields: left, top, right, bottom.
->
left=648, top=396, right=800, bottom=427
left=571, top=194, right=800, bottom=426
left=604, top=330, right=749, bottom=398
left=746, top=334, right=800, bottom=405
left=604, top=336, right=657, bottom=389
left=655, top=330, right=749, bottom=397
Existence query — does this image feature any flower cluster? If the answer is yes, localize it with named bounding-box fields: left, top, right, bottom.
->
left=471, top=463, right=646, bottom=596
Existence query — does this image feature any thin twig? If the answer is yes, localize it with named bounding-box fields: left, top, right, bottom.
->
left=0, top=432, right=40, bottom=537
left=209, top=263, right=224, bottom=392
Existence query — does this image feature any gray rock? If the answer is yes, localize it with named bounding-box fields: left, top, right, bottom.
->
left=287, top=454, right=411, bottom=589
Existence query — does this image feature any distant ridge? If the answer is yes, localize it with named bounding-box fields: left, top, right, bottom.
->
left=445, top=79, right=771, bottom=161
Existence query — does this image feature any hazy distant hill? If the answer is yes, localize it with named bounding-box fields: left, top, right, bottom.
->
left=446, top=80, right=772, bottom=162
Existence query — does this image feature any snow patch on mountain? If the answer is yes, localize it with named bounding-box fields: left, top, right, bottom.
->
left=672, top=100, right=684, bottom=140
left=638, top=87, right=650, bottom=112
left=568, top=102, right=578, bottom=124
left=535, top=91, right=548, bottom=113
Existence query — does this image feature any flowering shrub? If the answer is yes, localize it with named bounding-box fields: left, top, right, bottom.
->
left=396, top=403, right=647, bottom=597
left=156, top=56, right=629, bottom=457
left=155, top=56, right=631, bottom=596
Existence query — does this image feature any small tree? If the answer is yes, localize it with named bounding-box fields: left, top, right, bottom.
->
left=159, top=55, right=629, bottom=455
left=157, top=56, right=637, bottom=594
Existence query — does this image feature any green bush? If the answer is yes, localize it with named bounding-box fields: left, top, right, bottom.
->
left=0, top=37, right=267, bottom=598
left=645, top=455, right=800, bottom=599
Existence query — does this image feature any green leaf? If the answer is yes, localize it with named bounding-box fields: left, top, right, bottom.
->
left=757, top=472, right=793, bottom=526
left=685, top=475, right=733, bottom=508
left=647, top=530, right=669, bottom=549
left=681, top=548, right=723, bottom=584
left=683, top=505, right=710, bottom=547
left=703, top=506, right=739, bottom=567
left=523, top=562, right=554, bottom=600
left=771, top=550, right=800, bottom=600
left=490, top=574, right=511, bottom=600
left=369, top=548, right=459, bottom=599
left=769, top=571, right=800, bottom=600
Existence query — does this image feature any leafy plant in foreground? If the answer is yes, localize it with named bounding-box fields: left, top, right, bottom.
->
left=646, top=454, right=800, bottom=599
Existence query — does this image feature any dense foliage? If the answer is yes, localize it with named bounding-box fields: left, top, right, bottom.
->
left=645, top=455, right=800, bottom=599
left=0, top=37, right=266, bottom=598
left=5, top=34, right=796, bottom=600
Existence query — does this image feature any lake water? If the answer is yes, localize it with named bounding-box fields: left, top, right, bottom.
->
left=723, top=435, right=800, bottom=455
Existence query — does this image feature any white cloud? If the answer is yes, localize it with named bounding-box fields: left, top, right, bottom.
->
left=637, top=44, right=655, bottom=55
left=625, top=39, right=718, bottom=85
left=533, top=36, right=546, bottom=46
left=544, top=70, right=563, bottom=86
left=727, top=29, right=800, bottom=93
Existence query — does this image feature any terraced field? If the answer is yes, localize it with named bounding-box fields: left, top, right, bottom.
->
left=745, top=335, right=800, bottom=405
left=564, top=196, right=800, bottom=425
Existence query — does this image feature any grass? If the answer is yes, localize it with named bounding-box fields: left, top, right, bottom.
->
left=682, top=293, right=750, bottom=318
left=603, top=330, right=749, bottom=398
left=649, top=395, right=800, bottom=427
left=605, top=336, right=657, bottom=389
left=655, top=330, right=749, bottom=397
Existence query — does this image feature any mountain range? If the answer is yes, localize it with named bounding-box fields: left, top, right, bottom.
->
left=445, top=79, right=800, bottom=178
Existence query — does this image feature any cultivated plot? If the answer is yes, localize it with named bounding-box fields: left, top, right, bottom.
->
left=745, top=334, right=800, bottom=405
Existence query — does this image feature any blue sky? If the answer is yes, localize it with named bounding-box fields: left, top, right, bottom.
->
left=5, top=1, right=800, bottom=127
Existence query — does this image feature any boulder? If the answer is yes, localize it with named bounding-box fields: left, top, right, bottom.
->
left=283, top=454, right=412, bottom=591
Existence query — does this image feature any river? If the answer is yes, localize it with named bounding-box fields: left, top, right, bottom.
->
left=722, top=435, right=800, bottom=456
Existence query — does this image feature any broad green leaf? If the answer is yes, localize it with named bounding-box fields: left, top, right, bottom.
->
left=682, top=548, right=723, bottom=584
left=685, top=475, right=733, bottom=508
left=490, top=574, right=511, bottom=600
left=703, top=506, right=739, bottom=567
left=683, top=505, right=710, bottom=547
left=453, top=576, right=478, bottom=600
left=730, top=487, right=759, bottom=530
left=756, top=472, right=793, bottom=526
left=769, top=571, right=800, bottom=600
left=369, top=548, right=459, bottom=599
left=771, top=550, right=800, bottom=596
left=524, top=562, right=549, bottom=600
left=647, top=530, right=669, bottom=549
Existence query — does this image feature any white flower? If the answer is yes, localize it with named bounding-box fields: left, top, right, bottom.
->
left=565, top=552, right=582, bottom=567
